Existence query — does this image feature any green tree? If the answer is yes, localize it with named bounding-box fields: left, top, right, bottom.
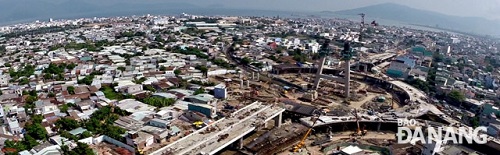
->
left=80, top=131, right=93, bottom=139
left=60, top=104, right=69, bottom=113
left=174, top=69, right=181, bottom=75
left=144, top=85, right=156, bottom=92
left=25, top=123, right=48, bottom=140
left=470, top=117, right=480, bottom=128
left=194, top=88, right=205, bottom=95
left=48, top=92, right=56, bottom=97
left=65, top=142, right=94, bottom=155
left=241, top=57, right=251, bottom=65
left=67, top=86, right=75, bottom=94
left=23, top=135, right=39, bottom=149
left=56, top=117, right=80, bottom=130
left=4, top=63, right=11, bottom=67
left=133, top=77, right=147, bottom=84
left=142, top=96, right=176, bottom=108
left=117, top=66, right=126, bottom=72
left=66, top=63, right=77, bottom=70
left=19, top=78, right=30, bottom=85
left=195, top=65, right=208, bottom=77
left=77, top=75, right=95, bottom=85
left=448, top=90, right=465, bottom=104
left=159, top=66, right=167, bottom=71
left=32, top=115, right=43, bottom=124
left=44, top=73, right=53, bottom=80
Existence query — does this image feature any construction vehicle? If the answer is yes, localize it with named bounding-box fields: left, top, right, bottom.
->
left=193, top=121, right=204, bottom=129
left=352, top=109, right=367, bottom=136
left=136, top=148, right=144, bottom=155
left=293, top=114, right=320, bottom=152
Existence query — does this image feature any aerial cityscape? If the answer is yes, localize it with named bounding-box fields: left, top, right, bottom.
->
left=0, top=1, right=500, bottom=155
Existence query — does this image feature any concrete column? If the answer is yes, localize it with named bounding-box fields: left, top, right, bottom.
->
left=257, top=73, right=260, bottom=80
left=246, top=80, right=250, bottom=88
left=238, top=137, right=244, bottom=149
left=377, top=122, right=381, bottom=131
left=344, top=60, right=351, bottom=98
left=363, top=64, right=368, bottom=72
left=240, top=80, right=244, bottom=88
left=252, top=72, right=255, bottom=80
left=274, top=113, right=282, bottom=128
left=357, top=63, right=360, bottom=71
left=313, top=57, right=327, bottom=90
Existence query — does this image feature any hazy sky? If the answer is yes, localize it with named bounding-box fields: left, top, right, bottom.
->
left=1, top=0, right=499, bottom=20
left=182, top=0, right=500, bottom=20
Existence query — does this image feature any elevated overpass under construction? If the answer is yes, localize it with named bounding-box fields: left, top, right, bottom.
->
left=150, top=101, right=285, bottom=155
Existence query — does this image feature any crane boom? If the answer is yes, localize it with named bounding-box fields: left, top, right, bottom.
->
left=293, top=115, right=320, bottom=152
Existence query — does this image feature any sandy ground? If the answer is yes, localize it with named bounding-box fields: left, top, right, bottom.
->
left=276, top=131, right=396, bottom=155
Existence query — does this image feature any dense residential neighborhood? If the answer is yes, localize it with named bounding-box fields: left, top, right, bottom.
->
left=0, top=12, right=499, bottom=155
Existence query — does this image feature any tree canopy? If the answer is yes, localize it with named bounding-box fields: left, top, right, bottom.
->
left=141, top=96, right=175, bottom=108
left=448, top=90, right=465, bottom=104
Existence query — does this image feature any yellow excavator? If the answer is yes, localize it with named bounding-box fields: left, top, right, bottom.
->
left=293, top=114, right=320, bottom=152
left=137, top=148, right=144, bottom=155
left=193, top=121, right=204, bottom=129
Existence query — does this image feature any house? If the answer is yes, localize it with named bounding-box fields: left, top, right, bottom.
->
left=34, top=100, right=58, bottom=115
left=29, top=142, right=61, bottom=155
left=147, top=119, right=169, bottom=128
left=386, top=56, right=416, bottom=79
left=152, top=93, right=177, bottom=100
left=124, top=84, right=143, bottom=94
left=6, top=117, right=22, bottom=135
left=76, top=100, right=94, bottom=111
left=183, top=111, right=211, bottom=123
left=125, top=131, right=154, bottom=151
left=116, top=99, right=156, bottom=113
left=184, top=94, right=215, bottom=105
left=114, top=116, right=146, bottom=131
left=48, top=135, right=73, bottom=146
left=0, top=74, right=10, bottom=86
left=188, top=103, right=217, bottom=118
left=73, top=86, right=90, bottom=95
left=69, top=127, right=88, bottom=137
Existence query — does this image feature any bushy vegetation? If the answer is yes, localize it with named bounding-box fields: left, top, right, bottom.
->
left=173, top=47, right=209, bottom=59
left=141, top=96, right=176, bottom=108
left=61, top=142, right=95, bottom=155
left=9, top=65, right=35, bottom=80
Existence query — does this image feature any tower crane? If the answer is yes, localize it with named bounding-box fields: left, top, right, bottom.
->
left=358, top=13, right=365, bottom=42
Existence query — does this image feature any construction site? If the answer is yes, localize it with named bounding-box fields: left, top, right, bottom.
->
left=151, top=15, right=500, bottom=155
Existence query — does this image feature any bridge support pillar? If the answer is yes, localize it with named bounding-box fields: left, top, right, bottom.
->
left=274, top=113, right=282, bottom=128
left=377, top=122, right=381, bottom=131
left=363, top=64, right=368, bottom=72
left=238, top=137, right=244, bottom=149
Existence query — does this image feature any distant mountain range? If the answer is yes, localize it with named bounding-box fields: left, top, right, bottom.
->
left=332, top=3, right=500, bottom=36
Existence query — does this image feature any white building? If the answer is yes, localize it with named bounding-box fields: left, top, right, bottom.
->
left=6, top=117, right=22, bottom=135
left=0, top=74, right=10, bottom=86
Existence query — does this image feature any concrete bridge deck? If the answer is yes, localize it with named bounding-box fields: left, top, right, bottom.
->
left=150, top=102, right=285, bottom=155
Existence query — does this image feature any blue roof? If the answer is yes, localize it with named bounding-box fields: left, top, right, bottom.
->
left=396, top=56, right=416, bottom=68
